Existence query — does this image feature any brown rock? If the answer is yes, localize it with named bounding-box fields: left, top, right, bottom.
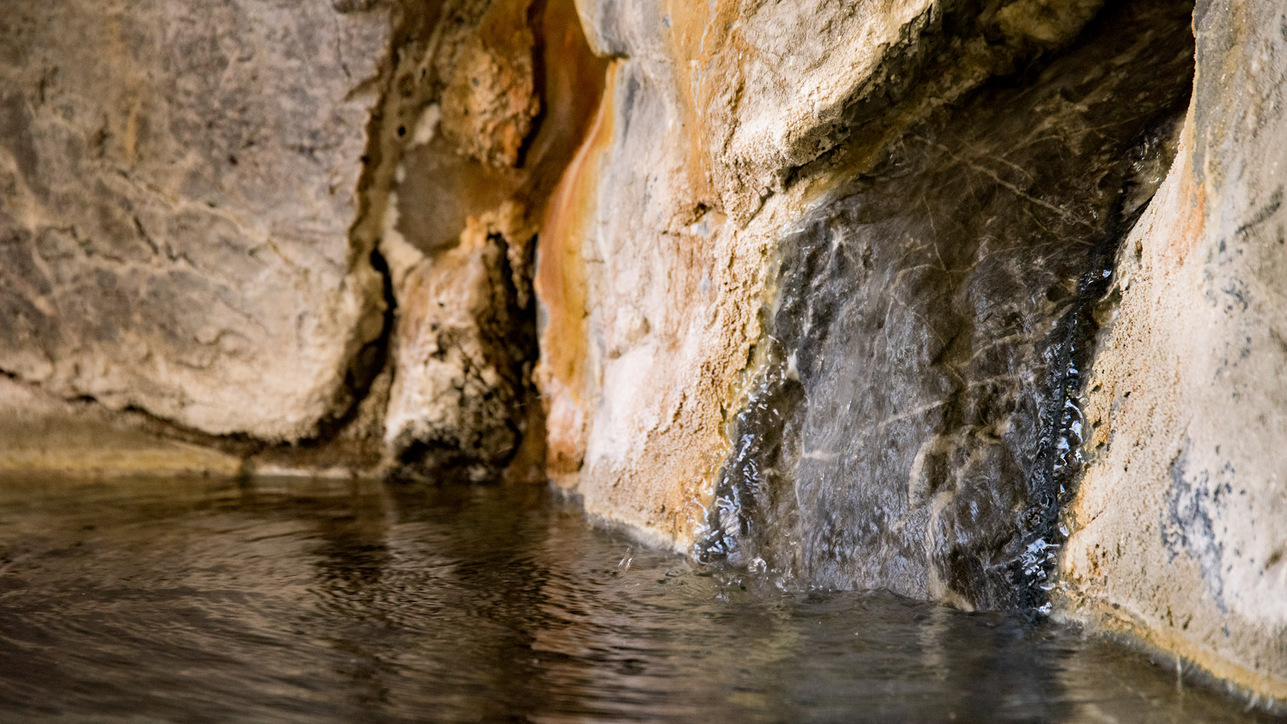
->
left=384, top=222, right=532, bottom=480
left=375, top=0, right=607, bottom=476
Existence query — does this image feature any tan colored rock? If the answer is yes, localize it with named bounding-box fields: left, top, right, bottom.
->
left=0, top=376, right=241, bottom=477
left=573, top=0, right=1103, bottom=222
left=436, top=0, right=540, bottom=168
left=1057, top=1, right=1287, bottom=701
left=538, top=0, right=1105, bottom=546
left=0, top=0, right=391, bottom=442
left=373, top=0, right=607, bottom=477
left=384, top=218, right=532, bottom=479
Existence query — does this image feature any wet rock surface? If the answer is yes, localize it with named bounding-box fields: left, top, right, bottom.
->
left=532, top=0, right=1102, bottom=547
left=702, top=0, right=1195, bottom=610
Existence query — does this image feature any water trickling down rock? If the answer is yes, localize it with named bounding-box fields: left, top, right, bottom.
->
left=702, top=0, right=1195, bottom=611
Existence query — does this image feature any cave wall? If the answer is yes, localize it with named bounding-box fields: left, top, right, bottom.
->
left=0, top=0, right=390, bottom=445
left=700, top=0, right=1194, bottom=611
left=536, top=0, right=1110, bottom=548
left=1057, top=0, right=1287, bottom=701
left=0, top=0, right=1284, bottom=706
left=0, top=0, right=605, bottom=478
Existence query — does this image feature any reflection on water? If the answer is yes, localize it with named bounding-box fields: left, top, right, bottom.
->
left=0, top=476, right=1266, bottom=722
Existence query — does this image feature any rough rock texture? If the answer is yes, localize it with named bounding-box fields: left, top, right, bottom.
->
left=0, top=0, right=604, bottom=478
left=1056, top=0, right=1287, bottom=701
left=538, top=0, right=1119, bottom=547
left=0, top=0, right=391, bottom=441
left=701, top=0, right=1194, bottom=610
left=539, top=0, right=1286, bottom=705
left=1, top=0, right=1285, bottom=707
left=384, top=225, right=534, bottom=479
left=352, top=0, right=605, bottom=481
left=573, top=0, right=1103, bottom=222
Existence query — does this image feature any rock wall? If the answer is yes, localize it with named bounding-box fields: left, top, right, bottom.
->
left=1, top=0, right=1285, bottom=708
left=363, top=0, right=605, bottom=481
left=1057, top=0, right=1287, bottom=702
left=0, top=0, right=605, bottom=479
left=0, top=0, right=390, bottom=443
left=537, top=0, right=1286, bottom=704
left=701, top=0, right=1194, bottom=610
left=536, top=0, right=1109, bottom=548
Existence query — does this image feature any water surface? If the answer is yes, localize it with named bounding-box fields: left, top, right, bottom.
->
left=0, top=476, right=1267, bottom=721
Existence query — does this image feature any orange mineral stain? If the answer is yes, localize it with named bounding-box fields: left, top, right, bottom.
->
left=535, top=63, right=619, bottom=481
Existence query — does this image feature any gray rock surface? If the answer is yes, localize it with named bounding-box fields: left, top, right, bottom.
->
left=701, top=0, right=1194, bottom=610
left=0, top=0, right=390, bottom=441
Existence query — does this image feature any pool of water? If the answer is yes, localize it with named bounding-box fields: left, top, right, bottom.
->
left=0, top=475, right=1268, bottom=722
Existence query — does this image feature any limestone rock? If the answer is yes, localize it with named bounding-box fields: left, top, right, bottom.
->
left=538, top=0, right=1287, bottom=703
left=572, top=0, right=1104, bottom=222
left=537, top=0, right=1107, bottom=546
left=383, top=224, right=533, bottom=480
left=1057, top=0, right=1287, bottom=700
left=1, top=0, right=1285, bottom=705
left=374, top=0, right=606, bottom=476
left=435, top=0, right=540, bottom=169
left=0, top=0, right=391, bottom=441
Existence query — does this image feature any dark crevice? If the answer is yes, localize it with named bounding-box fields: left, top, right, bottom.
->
left=309, top=246, right=399, bottom=450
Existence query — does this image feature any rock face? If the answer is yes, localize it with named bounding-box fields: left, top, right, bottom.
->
left=702, top=0, right=1194, bottom=610
left=0, top=0, right=390, bottom=442
left=383, top=227, right=534, bottom=479
left=1057, top=0, right=1287, bottom=701
left=1, top=0, right=1286, bottom=708
left=536, top=0, right=1287, bottom=705
left=370, top=0, right=605, bottom=480
left=536, top=0, right=1107, bottom=547
left=0, top=0, right=605, bottom=478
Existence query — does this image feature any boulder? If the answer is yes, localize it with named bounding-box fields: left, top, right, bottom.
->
left=0, top=0, right=391, bottom=442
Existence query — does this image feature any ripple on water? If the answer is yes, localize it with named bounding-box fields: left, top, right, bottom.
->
left=0, top=476, right=1269, bottom=722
